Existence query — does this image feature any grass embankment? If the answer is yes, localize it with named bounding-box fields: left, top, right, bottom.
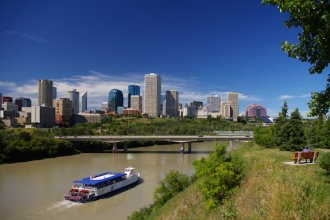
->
left=153, top=144, right=330, bottom=219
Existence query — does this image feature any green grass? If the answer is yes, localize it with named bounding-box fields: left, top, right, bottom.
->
left=150, top=143, right=330, bottom=220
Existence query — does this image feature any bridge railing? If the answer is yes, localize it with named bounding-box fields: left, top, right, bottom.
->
left=213, top=131, right=253, bottom=137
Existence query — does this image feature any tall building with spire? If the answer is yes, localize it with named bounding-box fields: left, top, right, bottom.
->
left=143, top=73, right=161, bottom=117
left=38, top=80, right=53, bottom=107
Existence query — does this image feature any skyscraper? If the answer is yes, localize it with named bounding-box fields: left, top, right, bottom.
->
left=0, top=93, right=2, bottom=110
left=207, top=96, right=221, bottom=112
left=221, top=101, right=232, bottom=119
left=164, top=90, right=179, bottom=117
left=68, top=89, right=79, bottom=114
left=131, top=95, right=142, bottom=112
left=128, top=85, right=140, bottom=108
left=228, top=92, right=239, bottom=121
left=143, top=73, right=161, bottom=117
left=108, top=89, right=123, bottom=112
left=81, top=91, right=87, bottom=112
left=53, top=98, right=72, bottom=125
left=38, top=80, right=53, bottom=107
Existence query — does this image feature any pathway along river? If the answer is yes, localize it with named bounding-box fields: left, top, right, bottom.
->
left=0, top=141, right=241, bottom=220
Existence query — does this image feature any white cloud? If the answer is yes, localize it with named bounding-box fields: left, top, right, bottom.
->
left=279, top=93, right=311, bottom=100
left=4, top=30, right=48, bottom=43
left=280, top=95, right=295, bottom=100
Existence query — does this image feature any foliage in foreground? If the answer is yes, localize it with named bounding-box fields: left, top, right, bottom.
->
left=193, top=144, right=244, bottom=210
left=129, top=170, right=193, bottom=220
left=319, top=152, right=330, bottom=174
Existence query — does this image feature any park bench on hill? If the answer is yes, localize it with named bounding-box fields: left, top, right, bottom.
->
left=292, top=151, right=319, bottom=164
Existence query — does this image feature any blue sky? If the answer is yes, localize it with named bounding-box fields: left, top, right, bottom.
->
left=0, top=0, right=327, bottom=117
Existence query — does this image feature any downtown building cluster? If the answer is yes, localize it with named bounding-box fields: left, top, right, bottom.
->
left=0, top=72, right=270, bottom=128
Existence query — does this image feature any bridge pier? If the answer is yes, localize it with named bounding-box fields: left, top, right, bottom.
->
left=187, top=142, right=192, bottom=153
left=180, top=143, right=185, bottom=154
left=112, top=143, right=117, bottom=153
left=124, top=142, right=128, bottom=152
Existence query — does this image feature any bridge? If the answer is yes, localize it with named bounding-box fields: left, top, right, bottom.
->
left=55, top=133, right=253, bottom=153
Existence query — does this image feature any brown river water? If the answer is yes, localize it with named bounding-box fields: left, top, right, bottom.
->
left=0, top=141, right=237, bottom=220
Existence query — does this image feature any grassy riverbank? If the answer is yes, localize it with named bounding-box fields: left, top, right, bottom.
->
left=149, top=143, right=330, bottom=219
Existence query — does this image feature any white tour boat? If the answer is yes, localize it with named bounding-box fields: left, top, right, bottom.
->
left=64, top=167, right=140, bottom=202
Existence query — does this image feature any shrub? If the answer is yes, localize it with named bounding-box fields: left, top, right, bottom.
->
left=319, top=152, right=330, bottom=174
left=153, top=170, right=192, bottom=206
left=193, top=144, right=244, bottom=210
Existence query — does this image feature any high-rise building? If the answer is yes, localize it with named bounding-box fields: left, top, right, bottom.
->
left=143, top=73, right=161, bottom=117
left=221, top=101, right=232, bottom=119
left=31, top=105, right=55, bottom=128
left=164, top=90, right=179, bottom=117
left=0, top=93, right=2, bottom=110
left=81, top=92, right=87, bottom=112
left=53, top=98, right=72, bottom=125
left=207, top=96, right=221, bottom=112
left=38, top=80, right=53, bottom=107
left=15, top=97, right=32, bottom=111
left=68, top=89, right=79, bottom=114
left=228, top=92, right=239, bottom=121
left=2, top=96, right=13, bottom=104
left=108, top=89, right=123, bottom=112
left=52, top=87, right=57, bottom=99
left=128, top=85, right=140, bottom=108
left=131, top=95, right=142, bottom=112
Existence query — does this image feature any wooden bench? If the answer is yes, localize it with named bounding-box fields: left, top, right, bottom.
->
left=292, top=151, right=319, bottom=164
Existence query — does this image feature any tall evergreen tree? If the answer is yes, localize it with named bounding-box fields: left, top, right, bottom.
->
left=273, top=101, right=289, bottom=148
left=287, top=108, right=306, bottom=151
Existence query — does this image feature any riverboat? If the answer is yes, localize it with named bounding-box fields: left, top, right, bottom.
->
left=64, top=167, right=140, bottom=202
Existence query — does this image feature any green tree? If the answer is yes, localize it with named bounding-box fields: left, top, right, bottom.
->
left=286, top=108, right=306, bottom=151
left=262, top=0, right=330, bottom=116
left=308, top=77, right=330, bottom=117
left=273, top=101, right=289, bottom=147
left=253, top=126, right=274, bottom=148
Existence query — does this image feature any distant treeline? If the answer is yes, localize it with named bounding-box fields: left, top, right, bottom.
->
left=54, top=116, right=254, bottom=136
left=0, top=129, right=79, bottom=163
left=254, top=102, right=330, bottom=150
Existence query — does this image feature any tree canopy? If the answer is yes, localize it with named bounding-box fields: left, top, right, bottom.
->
left=262, top=0, right=330, bottom=117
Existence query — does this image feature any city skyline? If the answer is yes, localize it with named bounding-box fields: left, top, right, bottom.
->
left=0, top=1, right=327, bottom=117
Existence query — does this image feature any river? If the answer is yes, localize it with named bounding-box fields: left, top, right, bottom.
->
left=0, top=141, right=235, bottom=220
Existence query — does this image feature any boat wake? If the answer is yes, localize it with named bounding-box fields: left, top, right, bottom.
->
left=38, top=200, right=82, bottom=215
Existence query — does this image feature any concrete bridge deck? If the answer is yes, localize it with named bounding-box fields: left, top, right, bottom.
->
left=54, top=135, right=253, bottom=143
